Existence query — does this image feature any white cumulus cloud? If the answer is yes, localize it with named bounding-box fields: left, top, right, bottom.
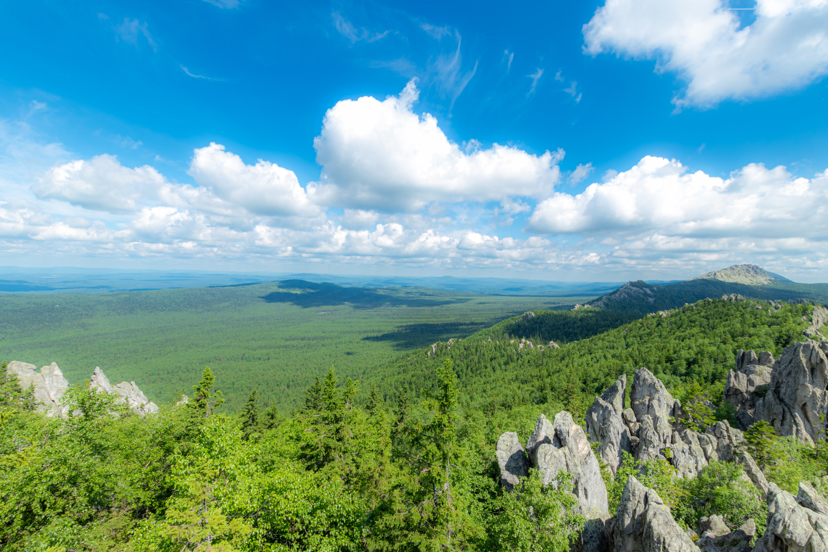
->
left=35, top=154, right=167, bottom=213
left=583, top=0, right=828, bottom=108
left=309, top=79, right=564, bottom=212
left=188, top=143, right=320, bottom=218
left=528, top=156, right=828, bottom=240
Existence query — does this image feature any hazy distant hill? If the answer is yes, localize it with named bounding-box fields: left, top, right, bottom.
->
left=691, top=263, right=792, bottom=285
left=587, top=264, right=827, bottom=313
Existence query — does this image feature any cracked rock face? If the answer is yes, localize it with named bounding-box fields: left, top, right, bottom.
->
left=6, top=361, right=69, bottom=417
left=754, top=340, right=828, bottom=445
left=8, top=362, right=158, bottom=416
left=753, top=482, right=828, bottom=552
left=495, top=432, right=529, bottom=491
left=696, top=518, right=755, bottom=552
left=631, top=368, right=678, bottom=462
left=609, top=475, right=700, bottom=552
left=586, top=374, right=631, bottom=475
left=498, top=410, right=610, bottom=533
left=726, top=350, right=774, bottom=429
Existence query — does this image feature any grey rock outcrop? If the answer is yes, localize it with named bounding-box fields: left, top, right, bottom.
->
left=87, top=366, right=159, bottom=415
left=497, top=411, right=610, bottom=551
left=704, top=421, right=745, bottom=462
left=725, top=350, right=774, bottom=429
left=805, top=306, right=828, bottom=338
left=753, top=482, right=828, bottom=552
left=496, top=432, right=529, bottom=491
left=738, top=451, right=769, bottom=497
left=754, top=340, right=828, bottom=444
left=549, top=411, right=609, bottom=519
left=671, top=428, right=710, bottom=478
left=586, top=375, right=631, bottom=475
left=90, top=366, right=114, bottom=394
left=6, top=361, right=69, bottom=417
left=8, top=361, right=158, bottom=416
left=631, top=368, right=679, bottom=462
left=113, top=381, right=159, bottom=415
left=609, top=476, right=700, bottom=552
left=586, top=369, right=746, bottom=479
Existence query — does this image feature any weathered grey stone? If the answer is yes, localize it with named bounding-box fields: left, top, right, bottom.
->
left=738, top=451, right=769, bottom=497
left=535, top=442, right=570, bottom=487
left=697, top=433, right=720, bottom=463
left=805, top=306, right=828, bottom=338
left=754, top=340, right=828, bottom=444
left=6, top=361, right=69, bottom=417
left=610, top=475, right=700, bottom=552
left=113, top=381, right=159, bottom=415
left=495, top=432, right=529, bottom=490
left=726, top=350, right=774, bottom=428
left=622, top=408, right=637, bottom=426
left=552, top=411, right=609, bottom=519
left=698, top=515, right=730, bottom=539
left=798, top=482, right=828, bottom=516
left=753, top=482, right=828, bottom=552
left=704, top=421, right=745, bottom=462
left=696, top=519, right=755, bottom=552
left=671, top=428, right=709, bottom=478
left=90, top=366, right=113, bottom=394
left=526, top=413, right=554, bottom=463
left=586, top=375, right=631, bottom=475
left=631, top=368, right=677, bottom=462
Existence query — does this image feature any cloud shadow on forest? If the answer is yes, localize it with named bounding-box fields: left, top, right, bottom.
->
left=362, top=320, right=502, bottom=350
left=260, top=280, right=465, bottom=309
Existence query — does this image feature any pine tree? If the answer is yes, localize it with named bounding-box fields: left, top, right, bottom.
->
left=239, top=390, right=259, bottom=441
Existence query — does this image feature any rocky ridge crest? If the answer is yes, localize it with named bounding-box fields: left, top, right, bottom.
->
left=6, top=361, right=158, bottom=416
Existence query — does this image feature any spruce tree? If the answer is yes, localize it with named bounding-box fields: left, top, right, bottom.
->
left=239, top=389, right=260, bottom=440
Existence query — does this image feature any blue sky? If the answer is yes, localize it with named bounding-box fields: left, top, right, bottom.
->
left=1, top=0, right=827, bottom=281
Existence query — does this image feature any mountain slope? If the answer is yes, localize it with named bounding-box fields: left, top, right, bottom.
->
left=361, top=297, right=817, bottom=414
left=692, top=263, right=792, bottom=285
left=586, top=265, right=825, bottom=313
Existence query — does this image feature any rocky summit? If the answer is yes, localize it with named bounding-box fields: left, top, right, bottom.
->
left=693, top=264, right=782, bottom=286
left=7, top=361, right=158, bottom=416
left=497, top=337, right=828, bottom=552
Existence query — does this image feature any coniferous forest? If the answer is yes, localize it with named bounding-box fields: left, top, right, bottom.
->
left=1, top=297, right=827, bottom=551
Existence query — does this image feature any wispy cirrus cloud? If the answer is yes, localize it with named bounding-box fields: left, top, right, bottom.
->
left=527, top=68, right=544, bottom=97
left=332, top=12, right=389, bottom=44
left=114, top=17, right=157, bottom=52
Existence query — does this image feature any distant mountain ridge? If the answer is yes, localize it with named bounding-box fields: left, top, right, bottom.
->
left=587, top=264, right=827, bottom=313
left=692, top=263, right=792, bottom=285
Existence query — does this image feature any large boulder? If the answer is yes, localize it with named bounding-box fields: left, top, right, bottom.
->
left=6, top=361, right=69, bottom=417
left=495, top=432, right=529, bottom=490
left=753, top=482, right=828, bottom=552
left=725, top=350, right=774, bottom=429
left=585, top=375, right=631, bottom=475
left=696, top=519, right=755, bottom=552
left=754, top=340, right=828, bottom=444
left=609, top=475, right=700, bottom=552
left=631, top=368, right=678, bottom=462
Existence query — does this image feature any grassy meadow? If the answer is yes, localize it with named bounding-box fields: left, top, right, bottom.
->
left=0, top=280, right=588, bottom=411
